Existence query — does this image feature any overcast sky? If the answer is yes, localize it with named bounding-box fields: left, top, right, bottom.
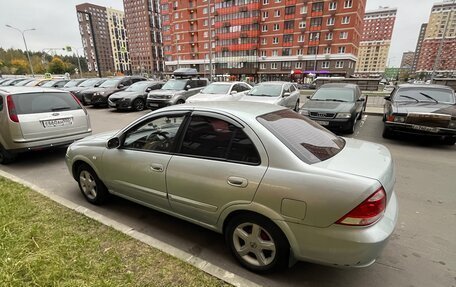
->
left=0, top=0, right=436, bottom=66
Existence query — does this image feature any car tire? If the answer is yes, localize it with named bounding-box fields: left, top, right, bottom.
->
left=176, top=99, right=185, bottom=105
left=77, top=164, right=109, bottom=205
left=132, top=98, right=145, bottom=111
left=225, top=213, right=289, bottom=273
left=443, top=136, right=456, bottom=145
left=382, top=126, right=394, bottom=139
left=0, top=145, right=16, bottom=165
left=346, top=116, right=357, bottom=134
left=357, top=110, right=363, bottom=120
left=294, top=99, right=300, bottom=112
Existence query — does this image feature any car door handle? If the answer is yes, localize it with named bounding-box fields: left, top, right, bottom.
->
left=150, top=164, right=164, bottom=172
left=227, top=176, right=248, bottom=188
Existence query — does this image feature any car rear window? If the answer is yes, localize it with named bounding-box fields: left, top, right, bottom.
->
left=12, top=92, right=82, bottom=115
left=257, top=109, right=345, bottom=164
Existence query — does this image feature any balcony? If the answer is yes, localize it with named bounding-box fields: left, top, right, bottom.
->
left=217, top=2, right=260, bottom=16
left=284, top=28, right=294, bottom=34
left=283, top=42, right=293, bottom=47
left=310, top=11, right=323, bottom=17
left=309, top=40, right=320, bottom=46
left=285, top=14, right=295, bottom=20
left=309, top=25, right=322, bottom=31
left=285, top=0, right=297, bottom=5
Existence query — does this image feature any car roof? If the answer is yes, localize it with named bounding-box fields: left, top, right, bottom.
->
left=397, top=83, right=453, bottom=90
left=0, top=86, right=67, bottom=94
left=319, top=83, right=358, bottom=89
left=158, top=100, right=285, bottom=119
left=209, top=81, right=245, bottom=85
left=257, top=81, right=291, bottom=85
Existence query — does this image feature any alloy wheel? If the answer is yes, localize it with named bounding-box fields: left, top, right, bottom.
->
left=79, top=170, right=97, bottom=200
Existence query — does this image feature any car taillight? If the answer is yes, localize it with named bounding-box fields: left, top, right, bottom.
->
left=71, top=92, right=87, bottom=115
left=6, top=95, right=19, bottom=123
left=336, top=187, right=386, bottom=226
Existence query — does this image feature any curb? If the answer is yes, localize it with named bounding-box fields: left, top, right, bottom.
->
left=364, top=111, right=383, bottom=116
left=0, top=169, right=261, bottom=287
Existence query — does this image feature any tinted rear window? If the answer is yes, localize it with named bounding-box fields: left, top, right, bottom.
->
left=257, top=109, right=345, bottom=164
left=12, top=92, right=81, bottom=115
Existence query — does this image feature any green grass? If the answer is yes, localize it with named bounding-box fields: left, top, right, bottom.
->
left=0, top=177, right=230, bottom=287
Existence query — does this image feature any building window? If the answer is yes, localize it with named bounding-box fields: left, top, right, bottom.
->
left=307, top=46, right=318, bottom=55
left=275, top=0, right=281, bottom=2
left=262, top=25, right=268, bottom=32
left=336, top=61, right=344, bottom=68
left=300, top=6, right=307, bottom=14
left=299, top=21, right=306, bottom=29
left=204, top=31, right=208, bottom=38
left=342, top=16, right=350, bottom=24
left=344, top=0, right=353, bottom=8
left=324, top=47, right=331, bottom=54
left=312, top=2, right=324, bottom=12
left=340, top=32, right=348, bottom=39
left=203, top=7, right=208, bottom=14
left=204, top=43, right=208, bottom=49
left=298, top=35, right=304, bottom=42
left=325, top=32, right=333, bottom=40
left=271, top=62, right=278, bottom=69
left=260, top=63, right=266, bottom=69
left=261, top=50, right=267, bottom=57
left=203, top=19, right=208, bottom=26
left=274, top=10, right=281, bottom=17
left=263, top=0, right=269, bottom=4
left=297, top=48, right=303, bottom=55
left=282, top=61, right=292, bottom=69
left=262, top=11, right=269, bottom=19
left=273, top=37, right=279, bottom=44
left=261, top=38, right=267, bottom=45
left=310, top=18, right=322, bottom=27
left=329, top=2, right=337, bottom=10
left=285, top=6, right=295, bottom=15
left=327, top=17, right=335, bottom=26
left=295, top=62, right=303, bottom=69
left=338, top=46, right=346, bottom=53
left=282, top=48, right=291, bottom=56
left=348, top=61, right=354, bottom=69
left=272, top=50, right=278, bottom=56
left=309, top=32, right=320, bottom=40
left=273, top=23, right=280, bottom=31
left=322, top=61, right=330, bottom=68
left=284, top=20, right=294, bottom=30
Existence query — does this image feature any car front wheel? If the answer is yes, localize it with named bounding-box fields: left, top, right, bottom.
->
left=225, top=214, right=289, bottom=273
left=0, top=145, right=16, bottom=165
left=294, top=99, right=300, bottom=112
left=132, top=98, right=145, bottom=111
left=77, top=164, right=109, bottom=205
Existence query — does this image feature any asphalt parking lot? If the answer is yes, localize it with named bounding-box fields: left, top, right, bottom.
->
left=1, top=106, right=455, bottom=287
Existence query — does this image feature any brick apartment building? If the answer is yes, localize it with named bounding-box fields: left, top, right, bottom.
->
left=416, top=1, right=456, bottom=76
left=355, top=7, right=397, bottom=77
left=412, top=23, right=427, bottom=74
left=76, top=3, right=131, bottom=75
left=123, top=0, right=165, bottom=77
left=400, top=51, right=415, bottom=70
left=160, top=0, right=367, bottom=81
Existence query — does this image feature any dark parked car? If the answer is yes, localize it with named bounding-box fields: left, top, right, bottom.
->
left=383, top=84, right=456, bottom=145
left=1, top=78, right=28, bottom=86
left=300, top=83, right=366, bottom=134
left=61, top=79, right=87, bottom=90
left=68, top=78, right=107, bottom=104
left=13, top=78, right=35, bottom=86
left=82, top=76, right=147, bottom=107
left=41, top=79, right=70, bottom=88
left=108, top=81, right=164, bottom=111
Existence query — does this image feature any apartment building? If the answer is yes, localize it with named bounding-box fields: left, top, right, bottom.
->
left=160, top=0, right=367, bottom=80
left=412, top=23, right=428, bottom=73
left=123, top=0, right=164, bottom=76
left=355, top=7, right=397, bottom=77
left=400, top=51, right=415, bottom=70
left=416, top=1, right=456, bottom=75
left=76, top=3, right=131, bottom=74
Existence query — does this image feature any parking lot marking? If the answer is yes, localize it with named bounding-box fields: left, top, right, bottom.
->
left=355, top=114, right=368, bottom=137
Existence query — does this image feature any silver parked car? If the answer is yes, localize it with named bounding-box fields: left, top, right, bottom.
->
left=0, top=87, right=92, bottom=164
left=187, top=81, right=252, bottom=103
left=240, top=81, right=301, bottom=111
left=65, top=101, right=398, bottom=272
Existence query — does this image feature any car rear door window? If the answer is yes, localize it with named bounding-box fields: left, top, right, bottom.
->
left=179, top=116, right=260, bottom=164
left=123, top=114, right=186, bottom=152
left=11, top=92, right=82, bottom=115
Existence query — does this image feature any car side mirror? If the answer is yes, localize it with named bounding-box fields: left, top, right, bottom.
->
left=357, top=98, right=366, bottom=102
left=307, top=95, right=311, bottom=99
left=283, top=92, right=291, bottom=97
left=118, top=84, right=125, bottom=89
left=145, top=87, right=152, bottom=92
left=384, top=96, right=391, bottom=101
left=230, top=91, right=238, bottom=95
left=185, top=85, right=191, bottom=90
left=106, top=137, right=120, bottom=149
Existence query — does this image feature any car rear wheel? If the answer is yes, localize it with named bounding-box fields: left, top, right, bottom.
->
left=77, top=164, right=109, bottom=205
left=294, top=99, right=300, bottom=112
left=225, top=214, right=289, bottom=273
left=0, top=145, right=16, bottom=165
left=132, top=98, right=145, bottom=111
left=176, top=99, right=185, bottom=105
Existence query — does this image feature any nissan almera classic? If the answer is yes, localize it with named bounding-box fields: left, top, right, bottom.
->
left=65, top=101, right=398, bottom=273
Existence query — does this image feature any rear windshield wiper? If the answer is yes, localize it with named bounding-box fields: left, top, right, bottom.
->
left=51, top=107, right=72, bottom=111
left=324, top=99, right=347, bottom=102
left=419, top=92, right=439, bottom=103
left=399, top=95, right=419, bottom=102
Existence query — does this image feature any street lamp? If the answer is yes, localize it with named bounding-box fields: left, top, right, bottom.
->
left=6, top=25, right=36, bottom=77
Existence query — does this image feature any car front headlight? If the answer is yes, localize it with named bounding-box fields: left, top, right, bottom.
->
left=449, top=119, right=456, bottom=128
left=300, top=109, right=309, bottom=116
left=394, top=116, right=406, bottom=123
left=335, top=112, right=352, bottom=119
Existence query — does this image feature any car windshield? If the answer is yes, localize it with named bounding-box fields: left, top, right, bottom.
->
left=394, top=88, right=455, bottom=104
left=200, top=83, right=231, bottom=94
left=41, top=80, right=58, bottom=87
left=79, top=78, right=103, bottom=87
left=312, top=88, right=354, bottom=102
left=247, top=84, right=283, bottom=97
left=162, top=79, right=187, bottom=90
left=258, top=109, right=345, bottom=164
left=125, top=81, right=152, bottom=92
left=63, top=80, right=83, bottom=88
left=99, top=79, right=121, bottom=88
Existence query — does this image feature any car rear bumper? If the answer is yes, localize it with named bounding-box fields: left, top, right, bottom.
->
left=146, top=99, right=173, bottom=109
left=283, top=191, right=398, bottom=267
left=7, top=131, right=92, bottom=152
left=385, top=122, right=456, bottom=137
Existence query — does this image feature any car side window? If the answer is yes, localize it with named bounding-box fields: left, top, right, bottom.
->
left=241, top=84, right=251, bottom=91
left=122, top=79, right=133, bottom=86
left=289, top=85, right=296, bottom=92
left=231, top=84, right=241, bottom=92
left=179, top=116, right=260, bottom=164
left=123, top=114, right=186, bottom=152
left=132, top=78, right=144, bottom=84
left=283, top=85, right=290, bottom=94
left=188, top=80, right=197, bottom=89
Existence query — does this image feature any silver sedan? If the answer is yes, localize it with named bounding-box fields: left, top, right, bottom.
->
left=239, top=81, right=301, bottom=111
left=65, top=101, right=398, bottom=272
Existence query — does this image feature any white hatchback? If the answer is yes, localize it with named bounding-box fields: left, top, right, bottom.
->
left=0, top=86, right=92, bottom=164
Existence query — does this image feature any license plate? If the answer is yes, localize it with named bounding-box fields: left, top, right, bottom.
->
left=149, top=103, right=159, bottom=107
left=315, top=120, right=329, bottom=126
left=41, top=118, right=73, bottom=128
left=411, top=125, right=438, bottom=133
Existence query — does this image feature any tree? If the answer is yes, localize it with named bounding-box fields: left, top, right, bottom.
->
left=11, top=58, right=29, bottom=75
left=47, top=57, right=66, bottom=74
